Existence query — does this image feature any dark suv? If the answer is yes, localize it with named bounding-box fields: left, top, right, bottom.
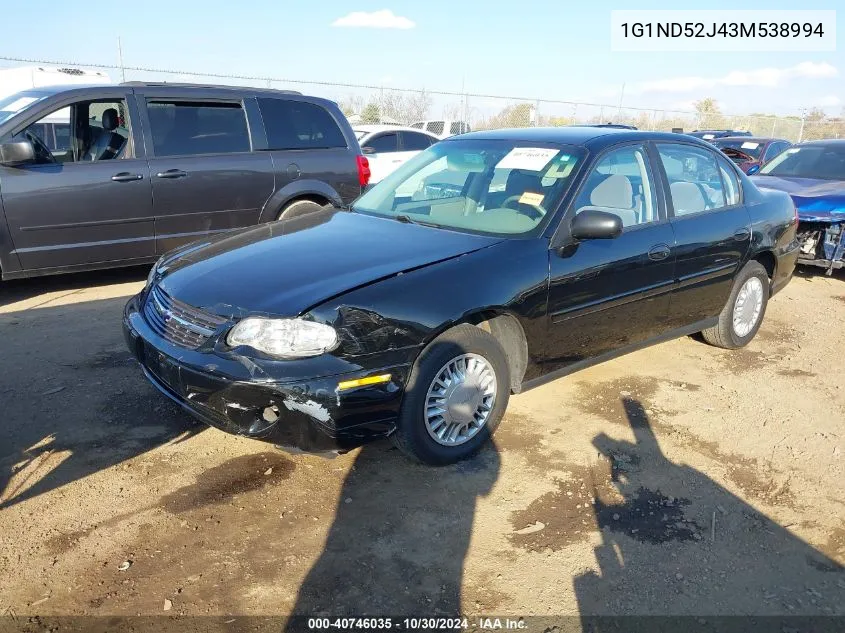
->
left=0, top=83, right=368, bottom=280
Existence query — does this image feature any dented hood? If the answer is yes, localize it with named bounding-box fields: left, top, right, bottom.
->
left=751, top=175, right=845, bottom=223
left=156, top=209, right=502, bottom=317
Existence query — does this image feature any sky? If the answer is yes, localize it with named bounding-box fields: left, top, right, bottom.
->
left=1, top=0, right=842, bottom=119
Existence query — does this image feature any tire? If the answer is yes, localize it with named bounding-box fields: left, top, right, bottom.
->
left=276, top=199, right=324, bottom=221
left=391, top=324, right=510, bottom=465
left=701, top=260, right=770, bottom=349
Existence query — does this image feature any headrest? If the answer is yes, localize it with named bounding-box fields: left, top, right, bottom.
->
left=101, top=108, right=119, bottom=131
left=590, top=174, right=633, bottom=209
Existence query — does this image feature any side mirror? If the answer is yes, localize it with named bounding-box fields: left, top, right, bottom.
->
left=362, top=146, right=376, bottom=155
left=746, top=164, right=761, bottom=175
left=0, top=139, right=36, bottom=166
left=570, top=208, right=623, bottom=240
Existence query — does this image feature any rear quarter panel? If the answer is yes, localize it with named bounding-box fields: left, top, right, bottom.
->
left=259, top=149, right=361, bottom=223
left=743, top=175, right=799, bottom=292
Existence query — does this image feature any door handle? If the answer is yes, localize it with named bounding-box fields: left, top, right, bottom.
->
left=648, top=244, right=671, bottom=261
left=156, top=169, right=188, bottom=179
left=111, top=172, right=143, bottom=182
left=733, top=227, right=751, bottom=241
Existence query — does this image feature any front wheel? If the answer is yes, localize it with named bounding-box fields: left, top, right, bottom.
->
left=701, top=260, right=770, bottom=349
left=391, top=324, right=510, bottom=465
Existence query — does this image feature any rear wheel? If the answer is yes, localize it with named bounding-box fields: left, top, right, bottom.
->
left=277, top=199, right=324, bottom=221
left=391, top=324, right=510, bottom=465
left=701, top=260, right=770, bottom=349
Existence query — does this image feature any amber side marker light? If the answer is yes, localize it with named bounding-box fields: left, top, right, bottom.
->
left=337, top=373, right=392, bottom=391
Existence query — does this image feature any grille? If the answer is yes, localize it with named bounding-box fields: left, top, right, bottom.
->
left=144, top=286, right=228, bottom=349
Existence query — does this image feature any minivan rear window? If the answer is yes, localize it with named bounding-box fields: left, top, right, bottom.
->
left=146, top=101, right=250, bottom=157
left=258, top=98, right=347, bottom=150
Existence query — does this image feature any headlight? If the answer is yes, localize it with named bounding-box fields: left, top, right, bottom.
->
left=226, top=317, right=338, bottom=358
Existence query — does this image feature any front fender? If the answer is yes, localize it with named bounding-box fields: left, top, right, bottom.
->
left=307, top=238, right=551, bottom=381
left=258, top=179, right=345, bottom=223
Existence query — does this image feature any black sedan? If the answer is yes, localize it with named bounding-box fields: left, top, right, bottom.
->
left=124, top=128, right=800, bottom=464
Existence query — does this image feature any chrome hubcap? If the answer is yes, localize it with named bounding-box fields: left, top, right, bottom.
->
left=733, top=276, right=764, bottom=337
left=424, top=353, right=497, bottom=446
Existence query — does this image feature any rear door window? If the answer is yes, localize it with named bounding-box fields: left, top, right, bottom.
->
left=657, top=143, right=728, bottom=216
left=364, top=133, right=399, bottom=153
left=258, top=98, right=347, bottom=150
left=400, top=131, right=433, bottom=151
left=146, top=101, right=250, bottom=156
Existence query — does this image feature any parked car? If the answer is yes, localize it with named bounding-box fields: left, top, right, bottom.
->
left=689, top=129, right=752, bottom=141
left=354, top=125, right=439, bottom=183
left=410, top=120, right=471, bottom=138
left=0, top=82, right=367, bottom=280
left=751, top=140, right=845, bottom=274
left=713, top=136, right=792, bottom=174
left=124, top=128, right=799, bottom=464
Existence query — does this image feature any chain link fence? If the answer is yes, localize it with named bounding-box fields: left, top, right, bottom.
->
left=1, top=56, right=841, bottom=142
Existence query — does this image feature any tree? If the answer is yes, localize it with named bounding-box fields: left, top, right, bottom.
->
left=693, top=97, right=724, bottom=130
left=379, top=89, right=432, bottom=124
left=338, top=95, right=364, bottom=117
left=486, top=103, right=533, bottom=129
left=694, top=97, right=721, bottom=116
left=361, top=101, right=381, bottom=124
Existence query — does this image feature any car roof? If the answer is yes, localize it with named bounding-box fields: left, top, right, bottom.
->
left=715, top=136, right=788, bottom=143
left=354, top=124, right=438, bottom=136
left=453, top=126, right=714, bottom=150
left=11, top=82, right=304, bottom=98
left=795, top=139, right=845, bottom=147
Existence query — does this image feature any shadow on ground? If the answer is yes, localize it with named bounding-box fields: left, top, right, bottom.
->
left=286, top=441, right=500, bottom=624
left=0, top=268, right=203, bottom=510
left=568, top=397, right=845, bottom=620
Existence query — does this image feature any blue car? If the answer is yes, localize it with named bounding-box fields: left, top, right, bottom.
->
left=752, top=140, right=845, bottom=275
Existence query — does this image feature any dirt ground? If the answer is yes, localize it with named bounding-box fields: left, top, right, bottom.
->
left=0, top=265, right=843, bottom=625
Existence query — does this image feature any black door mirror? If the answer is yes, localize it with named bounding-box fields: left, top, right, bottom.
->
left=0, top=139, right=36, bottom=166
left=746, top=164, right=761, bottom=175
left=362, top=146, right=376, bottom=155
left=570, top=208, right=624, bottom=240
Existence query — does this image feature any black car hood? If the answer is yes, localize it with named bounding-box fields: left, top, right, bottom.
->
left=157, top=209, right=503, bottom=317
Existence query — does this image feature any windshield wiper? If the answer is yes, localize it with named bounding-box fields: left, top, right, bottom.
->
left=394, top=214, right=441, bottom=228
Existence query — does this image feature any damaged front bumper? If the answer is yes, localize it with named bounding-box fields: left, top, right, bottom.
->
left=796, top=220, right=844, bottom=275
left=123, top=293, right=415, bottom=453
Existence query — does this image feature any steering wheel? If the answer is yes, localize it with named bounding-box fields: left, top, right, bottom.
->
left=24, top=130, right=56, bottom=164
left=502, top=194, right=546, bottom=218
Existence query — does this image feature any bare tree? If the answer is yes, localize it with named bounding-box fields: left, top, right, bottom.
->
left=379, top=89, right=433, bottom=124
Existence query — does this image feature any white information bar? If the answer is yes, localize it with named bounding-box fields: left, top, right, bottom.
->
left=611, top=10, right=836, bottom=52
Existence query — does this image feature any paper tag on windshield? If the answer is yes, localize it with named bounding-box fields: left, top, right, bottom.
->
left=519, top=192, right=545, bottom=206
left=702, top=134, right=715, bottom=140
left=496, top=148, right=558, bottom=171
left=741, top=142, right=760, bottom=150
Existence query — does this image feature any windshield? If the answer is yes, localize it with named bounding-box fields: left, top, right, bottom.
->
left=715, top=139, right=763, bottom=160
left=0, top=90, right=50, bottom=125
left=353, top=139, right=585, bottom=236
left=760, top=144, right=845, bottom=180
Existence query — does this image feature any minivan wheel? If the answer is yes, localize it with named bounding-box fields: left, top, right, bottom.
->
left=277, top=199, right=324, bottom=221
left=391, top=324, right=510, bottom=465
left=701, top=260, right=770, bottom=349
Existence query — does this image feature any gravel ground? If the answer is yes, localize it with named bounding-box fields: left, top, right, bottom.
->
left=0, top=266, right=843, bottom=623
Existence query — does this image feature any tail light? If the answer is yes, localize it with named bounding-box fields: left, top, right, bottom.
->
left=356, top=155, right=371, bottom=188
